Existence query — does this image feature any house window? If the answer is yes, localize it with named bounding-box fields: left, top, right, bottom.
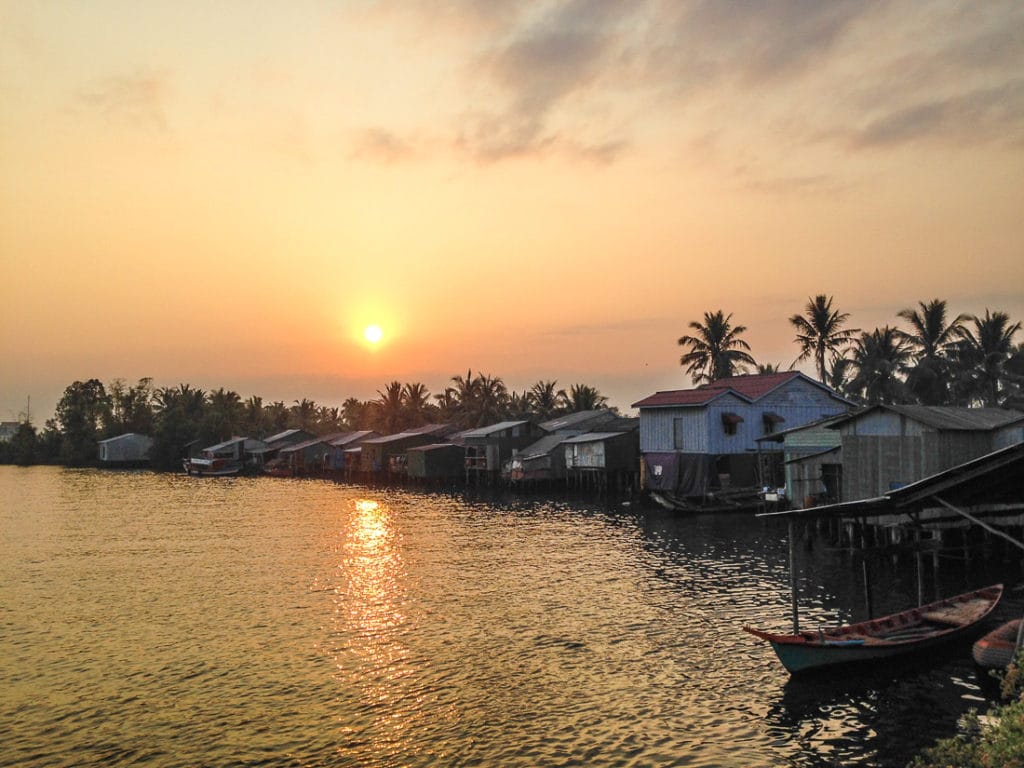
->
left=673, top=418, right=685, bottom=449
left=721, top=412, right=743, bottom=436
left=763, top=411, right=785, bottom=435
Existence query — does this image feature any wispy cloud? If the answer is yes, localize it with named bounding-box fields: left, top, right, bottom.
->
left=852, top=79, right=1024, bottom=148
left=351, top=1, right=1024, bottom=167
left=350, top=127, right=416, bottom=163
left=78, top=72, right=169, bottom=131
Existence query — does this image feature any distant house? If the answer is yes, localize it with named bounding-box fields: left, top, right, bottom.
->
left=507, top=432, right=583, bottom=484
left=186, top=436, right=269, bottom=475
left=539, top=409, right=618, bottom=434
left=461, top=420, right=541, bottom=483
left=0, top=422, right=18, bottom=443
left=326, top=431, right=379, bottom=473
left=278, top=435, right=339, bottom=476
left=406, top=443, right=465, bottom=484
left=633, top=372, right=853, bottom=500
left=359, top=424, right=457, bottom=477
left=263, top=429, right=318, bottom=456
left=98, top=433, right=154, bottom=465
left=757, top=413, right=851, bottom=508
left=563, top=428, right=640, bottom=491
left=829, top=405, right=1024, bottom=502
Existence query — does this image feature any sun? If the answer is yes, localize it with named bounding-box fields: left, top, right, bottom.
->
left=363, top=324, right=384, bottom=345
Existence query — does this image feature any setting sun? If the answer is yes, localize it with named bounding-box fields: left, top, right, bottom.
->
left=363, top=325, right=384, bottom=345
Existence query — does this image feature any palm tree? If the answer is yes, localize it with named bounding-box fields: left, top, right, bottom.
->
left=951, top=310, right=1022, bottom=407
left=264, top=401, right=290, bottom=432
left=469, top=373, right=509, bottom=427
left=341, top=397, right=369, bottom=430
left=401, top=382, right=432, bottom=427
left=374, top=381, right=405, bottom=434
left=897, top=299, right=969, bottom=405
left=290, top=398, right=319, bottom=432
left=846, top=327, right=912, bottom=405
left=565, top=383, right=609, bottom=412
left=790, top=295, right=859, bottom=383
left=756, top=363, right=782, bottom=375
left=529, top=379, right=567, bottom=419
left=506, top=390, right=534, bottom=419
left=678, top=310, right=756, bottom=384
left=200, top=388, right=243, bottom=444
left=317, top=406, right=343, bottom=433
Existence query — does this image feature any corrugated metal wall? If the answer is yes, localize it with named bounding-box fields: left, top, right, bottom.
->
left=639, top=379, right=849, bottom=455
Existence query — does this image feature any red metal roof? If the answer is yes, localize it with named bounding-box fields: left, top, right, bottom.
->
left=632, top=372, right=804, bottom=408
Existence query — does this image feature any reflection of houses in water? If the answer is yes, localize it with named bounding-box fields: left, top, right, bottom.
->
left=634, top=372, right=852, bottom=509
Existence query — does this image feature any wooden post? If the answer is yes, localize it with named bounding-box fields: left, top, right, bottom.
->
left=861, top=557, right=873, bottom=619
left=789, top=519, right=800, bottom=634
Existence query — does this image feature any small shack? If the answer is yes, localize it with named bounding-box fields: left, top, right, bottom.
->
left=462, top=420, right=540, bottom=485
left=327, top=431, right=379, bottom=475
left=406, top=443, right=465, bottom=485
left=98, top=433, right=154, bottom=466
left=563, top=430, right=640, bottom=491
left=278, top=435, right=336, bottom=476
left=359, top=424, right=457, bottom=481
left=506, top=432, right=581, bottom=486
left=830, top=405, right=1024, bottom=502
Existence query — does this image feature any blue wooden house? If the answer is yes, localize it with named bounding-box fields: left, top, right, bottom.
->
left=632, top=372, right=852, bottom=502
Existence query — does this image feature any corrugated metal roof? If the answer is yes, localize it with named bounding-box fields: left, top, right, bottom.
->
left=403, top=423, right=458, bottom=437
left=280, top=436, right=328, bottom=453
left=328, top=430, right=376, bottom=446
left=633, top=372, right=817, bottom=408
left=264, top=429, right=303, bottom=443
left=407, top=443, right=463, bottom=453
left=540, top=410, right=614, bottom=432
left=460, top=420, right=530, bottom=438
left=832, top=405, right=1024, bottom=432
left=561, top=431, right=628, bottom=444
left=516, top=432, right=582, bottom=458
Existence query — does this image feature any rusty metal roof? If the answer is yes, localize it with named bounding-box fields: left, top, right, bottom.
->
left=632, top=372, right=838, bottom=408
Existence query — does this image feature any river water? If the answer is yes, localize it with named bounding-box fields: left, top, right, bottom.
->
left=1, top=466, right=1020, bottom=767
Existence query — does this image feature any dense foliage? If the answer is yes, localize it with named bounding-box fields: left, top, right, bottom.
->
left=907, top=648, right=1024, bottom=767
left=0, top=372, right=614, bottom=470
left=3, top=295, right=1021, bottom=469
left=679, top=296, right=1023, bottom=408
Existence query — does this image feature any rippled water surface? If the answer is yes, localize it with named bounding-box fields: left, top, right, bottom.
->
left=2, top=467, right=1020, bottom=767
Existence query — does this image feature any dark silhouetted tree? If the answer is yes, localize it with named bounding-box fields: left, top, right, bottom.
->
left=790, top=295, right=858, bottom=383
left=678, top=310, right=755, bottom=383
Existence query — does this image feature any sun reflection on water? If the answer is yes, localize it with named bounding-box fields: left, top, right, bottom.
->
left=332, top=496, right=440, bottom=763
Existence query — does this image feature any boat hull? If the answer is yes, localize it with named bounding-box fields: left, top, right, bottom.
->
left=745, top=584, right=1003, bottom=674
left=183, top=458, right=242, bottom=477
left=972, top=619, right=1021, bottom=669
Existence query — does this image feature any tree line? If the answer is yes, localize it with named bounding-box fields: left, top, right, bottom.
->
left=679, top=296, right=1023, bottom=409
left=5, top=295, right=1021, bottom=469
left=0, top=372, right=611, bottom=469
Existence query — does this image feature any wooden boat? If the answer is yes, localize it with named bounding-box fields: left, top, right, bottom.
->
left=972, top=618, right=1021, bottom=670
left=744, top=584, right=1003, bottom=674
left=182, top=456, right=242, bottom=477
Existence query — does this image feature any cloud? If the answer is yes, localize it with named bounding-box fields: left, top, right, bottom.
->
left=78, top=73, right=169, bottom=131
left=353, top=1, right=1024, bottom=167
left=350, top=128, right=416, bottom=163
left=853, top=79, right=1024, bottom=148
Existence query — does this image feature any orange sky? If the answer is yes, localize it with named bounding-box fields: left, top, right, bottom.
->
left=2, top=1, right=1023, bottom=422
